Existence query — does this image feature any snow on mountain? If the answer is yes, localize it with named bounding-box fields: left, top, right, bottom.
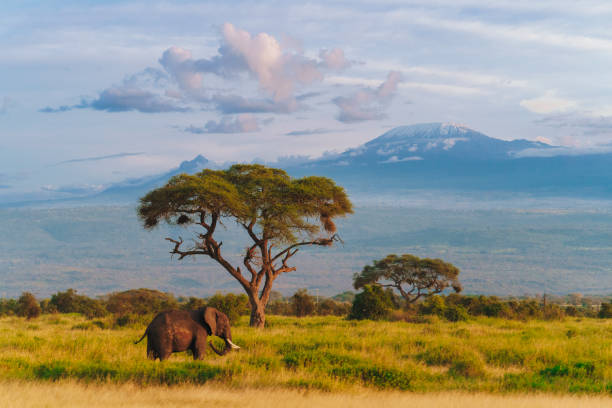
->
left=315, top=123, right=552, bottom=166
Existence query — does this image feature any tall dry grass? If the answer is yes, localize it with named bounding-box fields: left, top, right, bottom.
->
left=0, top=381, right=611, bottom=408
left=0, top=314, right=611, bottom=393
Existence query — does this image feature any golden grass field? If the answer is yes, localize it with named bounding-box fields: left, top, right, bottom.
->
left=1, top=381, right=611, bottom=408
left=0, top=313, right=611, bottom=406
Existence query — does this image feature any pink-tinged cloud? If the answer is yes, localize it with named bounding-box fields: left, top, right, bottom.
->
left=40, top=23, right=350, bottom=116
left=221, top=23, right=324, bottom=102
left=333, top=71, right=403, bottom=123
left=159, top=47, right=203, bottom=92
left=319, top=48, right=351, bottom=70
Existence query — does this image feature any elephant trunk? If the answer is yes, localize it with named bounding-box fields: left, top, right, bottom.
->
left=209, top=341, right=227, bottom=356
left=209, top=335, right=240, bottom=356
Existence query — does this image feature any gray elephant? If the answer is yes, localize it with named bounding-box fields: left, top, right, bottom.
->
left=134, top=306, right=240, bottom=360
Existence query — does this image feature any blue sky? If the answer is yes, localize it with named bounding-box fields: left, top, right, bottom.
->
left=2, top=0, right=612, bottom=199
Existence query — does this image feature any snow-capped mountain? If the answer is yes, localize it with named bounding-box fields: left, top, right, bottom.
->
left=4, top=123, right=612, bottom=207
left=313, top=123, right=552, bottom=166
left=288, top=122, right=611, bottom=196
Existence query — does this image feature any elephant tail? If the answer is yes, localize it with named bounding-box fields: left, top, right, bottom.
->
left=134, top=327, right=148, bottom=344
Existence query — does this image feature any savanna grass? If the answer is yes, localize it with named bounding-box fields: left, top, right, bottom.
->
left=0, top=314, right=611, bottom=394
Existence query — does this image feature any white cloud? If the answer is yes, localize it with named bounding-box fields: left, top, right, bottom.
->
left=333, top=71, right=402, bottom=123
left=409, top=13, right=612, bottom=53
left=326, top=75, right=488, bottom=96
left=319, top=48, right=350, bottom=70
left=520, top=92, right=577, bottom=114
left=185, top=114, right=263, bottom=134
left=221, top=23, right=325, bottom=102
left=159, top=46, right=203, bottom=92
left=380, top=155, right=424, bottom=163
left=535, top=136, right=553, bottom=145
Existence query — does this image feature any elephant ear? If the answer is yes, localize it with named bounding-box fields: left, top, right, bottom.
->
left=203, top=307, right=217, bottom=336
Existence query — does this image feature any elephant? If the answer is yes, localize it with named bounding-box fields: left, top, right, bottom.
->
left=134, top=306, right=240, bottom=361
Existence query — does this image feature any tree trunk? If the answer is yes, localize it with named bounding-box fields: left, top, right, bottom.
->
left=248, top=296, right=266, bottom=328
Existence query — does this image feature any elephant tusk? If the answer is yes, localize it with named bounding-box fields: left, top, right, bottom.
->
left=227, top=339, right=241, bottom=350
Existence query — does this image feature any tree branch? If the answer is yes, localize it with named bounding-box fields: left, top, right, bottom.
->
left=243, top=243, right=259, bottom=280
left=165, top=237, right=208, bottom=260
left=271, top=234, right=341, bottom=263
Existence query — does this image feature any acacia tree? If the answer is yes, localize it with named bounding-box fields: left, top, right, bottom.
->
left=138, top=164, right=353, bottom=328
left=353, top=254, right=462, bottom=304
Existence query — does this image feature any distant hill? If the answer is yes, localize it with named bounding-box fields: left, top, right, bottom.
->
left=91, top=122, right=612, bottom=203
left=5, top=123, right=612, bottom=208
left=92, top=155, right=210, bottom=203
left=287, top=123, right=612, bottom=197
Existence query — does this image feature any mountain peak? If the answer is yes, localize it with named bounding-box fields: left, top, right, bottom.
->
left=316, top=122, right=553, bottom=166
left=177, top=155, right=209, bottom=173
left=372, top=122, right=476, bottom=144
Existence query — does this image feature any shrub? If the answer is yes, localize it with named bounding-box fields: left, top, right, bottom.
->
left=114, top=313, right=146, bottom=327
left=206, top=292, right=249, bottom=323
left=0, top=298, right=18, bottom=316
left=180, top=296, right=206, bottom=311
left=564, top=305, right=579, bottom=317
left=448, top=354, right=486, bottom=378
left=290, top=289, right=315, bottom=317
left=348, top=285, right=394, bottom=320
left=418, top=295, right=446, bottom=317
left=39, top=299, right=58, bottom=314
left=106, top=288, right=177, bottom=316
left=542, top=304, right=565, bottom=320
left=16, top=292, right=41, bottom=319
left=49, top=289, right=107, bottom=319
left=317, top=298, right=351, bottom=316
left=443, top=304, right=469, bottom=322
left=266, top=299, right=291, bottom=315
left=512, top=299, right=542, bottom=320
left=598, top=301, right=612, bottom=318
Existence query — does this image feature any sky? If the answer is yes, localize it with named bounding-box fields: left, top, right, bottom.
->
left=2, top=0, right=612, bottom=199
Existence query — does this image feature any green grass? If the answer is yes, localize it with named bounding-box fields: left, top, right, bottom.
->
left=1, top=314, right=611, bottom=393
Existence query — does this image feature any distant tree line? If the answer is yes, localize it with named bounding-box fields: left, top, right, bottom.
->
left=1, top=287, right=611, bottom=324
left=0, top=288, right=351, bottom=323
left=347, top=285, right=612, bottom=321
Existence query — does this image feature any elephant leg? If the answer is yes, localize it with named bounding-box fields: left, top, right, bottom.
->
left=146, top=338, right=156, bottom=360
left=192, top=332, right=208, bottom=360
left=158, top=349, right=172, bottom=361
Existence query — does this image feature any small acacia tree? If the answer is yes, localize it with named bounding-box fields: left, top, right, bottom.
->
left=17, top=292, right=41, bottom=320
left=138, top=164, right=353, bottom=328
left=353, top=254, right=462, bottom=304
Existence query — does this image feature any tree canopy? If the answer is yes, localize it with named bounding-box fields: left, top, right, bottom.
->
left=353, top=254, right=462, bottom=304
left=138, top=164, right=353, bottom=327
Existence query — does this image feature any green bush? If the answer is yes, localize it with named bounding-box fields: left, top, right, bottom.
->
left=266, top=299, right=291, bottom=315
left=418, top=343, right=467, bottom=366
left=106, top=288, right=177, bottom=316
left=16, top=292, right=41, bottom=319
left=330, top=365, right=413, bottom=390
left=448, top=355, right=486, bottom=378
left=206, top=292, right=249, bottom=323
left=443, top=304, right=469, bottom=322
left=598, top=301, right=612, bottom=318
left=419, top=295, right=446, bottom=317
left=316, top=298, right=351, bottom=316
left=49, top=289, right=107, bottom=319
left=290, top=289, right=315, bottom=317
left=348, top=285, right=394, bottom=320
left=114, top=313, right=150, bottom=327
left=179, top=296, right=206, bottom=311
left=0, top=298, right=18, bottom=316
left=39, top=299, right=58, bottom=314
